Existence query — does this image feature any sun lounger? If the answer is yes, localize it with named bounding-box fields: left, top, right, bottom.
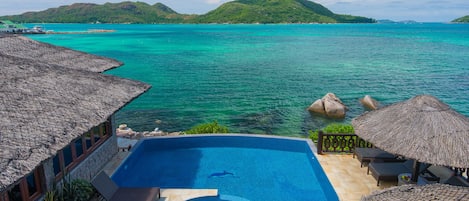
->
left=367, top=160, right=415, bottom=186
left=353, top=147, right=399, bottom=167
left=424, top=166, right=469, bottom=187
left=91, top=171, right=160, bottom=201
left=444, top=175, right=469, bottom=187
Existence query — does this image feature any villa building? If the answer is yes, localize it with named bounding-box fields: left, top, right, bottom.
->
left=0, top=35, right=150, bottom=201
left=0, top=20, right=28, bottom=34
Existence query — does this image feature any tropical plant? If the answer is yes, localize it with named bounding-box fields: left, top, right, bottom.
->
left=60, top=178, right=95, bottom=201
left=44, top=190, right=59, bottom=201
left=185, top=120, right=229, bottom=134
left=51, top=168, right=96, bottom=201
left=309, top=123, right=354, bottom=142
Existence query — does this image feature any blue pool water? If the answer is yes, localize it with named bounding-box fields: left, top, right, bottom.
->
left=112, top=135, right=338, bottom=201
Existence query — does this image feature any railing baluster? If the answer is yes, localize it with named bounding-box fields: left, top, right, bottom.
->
left=316, top=131, right=374, bottom=154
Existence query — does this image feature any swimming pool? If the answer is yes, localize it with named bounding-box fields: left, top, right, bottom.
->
left=112, top=134, right=338, bottom=201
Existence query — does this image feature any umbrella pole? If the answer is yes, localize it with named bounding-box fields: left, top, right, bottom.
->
left=412, top=161, right=421, bottom=182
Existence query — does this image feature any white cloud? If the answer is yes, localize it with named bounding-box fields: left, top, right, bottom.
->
left=314, top=0, right=469, bottom=22
left=205, top=0, right=222, bottom=4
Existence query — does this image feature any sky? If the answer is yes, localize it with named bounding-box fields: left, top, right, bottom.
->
left=1, top=0, right=468, bottom=22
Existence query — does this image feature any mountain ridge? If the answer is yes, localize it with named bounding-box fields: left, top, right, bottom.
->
left=452, top=15, right=469, bottom=23
left=1, top=0, right=375, bottom=24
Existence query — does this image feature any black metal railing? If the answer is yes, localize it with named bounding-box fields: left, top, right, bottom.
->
left=317, top=131, right=373, bottom=154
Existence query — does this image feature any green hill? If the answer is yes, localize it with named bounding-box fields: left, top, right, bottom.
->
left=190, top=0, right=375, bottom=23
left=1, top=1, right=192, bottom=23
left=0, top=0, right=374, bottom=24
left=452, top=15, right=469, bottom=23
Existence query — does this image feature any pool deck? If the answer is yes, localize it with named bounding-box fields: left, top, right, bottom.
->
left=316, top=154, right=395, bottom=201
left=103, top=147, right=397, bottom=201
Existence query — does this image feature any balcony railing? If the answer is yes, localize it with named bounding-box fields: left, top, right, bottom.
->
left=317, top=131, right=373, bottom=154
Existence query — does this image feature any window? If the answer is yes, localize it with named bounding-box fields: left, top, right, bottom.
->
left=74, top=139, right=84, bottom=159
left=62, top=145, right=73, bottom=168
left=6, top=185, right=20, bottom=201
left=26, top=174, right=38, bottom=196
left=52, top=154, right=62, bottom=176
left=54, top=121, right=111, bottom=180
left=5, top=166, right=43, bottom=201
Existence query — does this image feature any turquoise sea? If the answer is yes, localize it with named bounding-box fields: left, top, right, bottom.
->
left=28, top=23, right=469, bottom=137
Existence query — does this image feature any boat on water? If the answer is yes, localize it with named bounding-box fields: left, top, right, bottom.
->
left=27, top=25, right=46, bottom=34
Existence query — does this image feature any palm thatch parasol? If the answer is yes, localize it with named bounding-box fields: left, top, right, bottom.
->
left=0, top=35, right=150, bottom=191
left=352, top=95, right=469, bottom=181
left=361, top=183, right=469, bottom=201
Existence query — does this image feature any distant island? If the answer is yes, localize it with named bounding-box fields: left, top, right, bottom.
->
left=0, top=2, right=190, bottom=24
left=0, top=0, right=375, bottom=24
left=452, top=15, right=469, bottom=23
left=190, top=0, right=375, bottom=23
left=377, top=19, right=419, bottom=24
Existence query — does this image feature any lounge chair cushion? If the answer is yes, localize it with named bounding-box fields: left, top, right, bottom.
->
left=91, top=171, right=160, bottom=201
left=367, top=160, right=415, bottom=186
left=91, top=171, right=119, bottom=200
left=427, top=165, right=456, bottom=183
left=444, top=176, right=469, bottom=187
left=110, top=188, right=161, bottom=201
left=354, top=148, right=397, bottom=167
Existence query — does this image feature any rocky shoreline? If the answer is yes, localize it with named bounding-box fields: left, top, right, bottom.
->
left=116, top=124, right=181, bottom=139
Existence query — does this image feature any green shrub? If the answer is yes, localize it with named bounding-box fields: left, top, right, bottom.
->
left=309, top=123, right=355, bottom=142
left=185, top=120, right=229, bottom=134
left=44, top=190, right=59, bottom=201
left=61, top=179, right=95, bottom=201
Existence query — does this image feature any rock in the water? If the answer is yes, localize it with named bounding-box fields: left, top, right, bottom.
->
left=308, top=93, right=347, bottom=118
left=323, top=93, right=344, bottom=104
left=360, top=95, right=379, bottom=110
left=324, top=97, right=346, bottom=118
left=307, top=99, right=326, bottom=114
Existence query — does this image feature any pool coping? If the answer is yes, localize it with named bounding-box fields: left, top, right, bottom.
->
left=135, top=133, right=318, bottom=153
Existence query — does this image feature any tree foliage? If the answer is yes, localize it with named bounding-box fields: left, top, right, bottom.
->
left=185, top=121, right=230, bottom=134
left=309, top=123, right=355, bottom=142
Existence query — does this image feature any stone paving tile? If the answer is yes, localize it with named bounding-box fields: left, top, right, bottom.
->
left=316, top=154, right=396, bottom=201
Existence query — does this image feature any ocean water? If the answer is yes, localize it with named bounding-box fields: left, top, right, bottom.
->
left=28, top=23, right=469, bottom=137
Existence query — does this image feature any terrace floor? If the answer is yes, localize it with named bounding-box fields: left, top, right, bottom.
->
left=103, top=149, right=397, bottom=201
left=316, top=154, right=395, bottom=201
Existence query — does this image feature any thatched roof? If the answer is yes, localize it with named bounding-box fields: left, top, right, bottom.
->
left=0, top=35, right=150, bottom=191
left=0, top=35, right=122, bottom=72
left=361, top=184, right=469, bottom=201
left=352, top=95, right=469, bottom=168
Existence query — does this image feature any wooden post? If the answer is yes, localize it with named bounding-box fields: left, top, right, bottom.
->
left=317, top=130, right=324, bottom=154
left=412, top=160, right=420, bottom=182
